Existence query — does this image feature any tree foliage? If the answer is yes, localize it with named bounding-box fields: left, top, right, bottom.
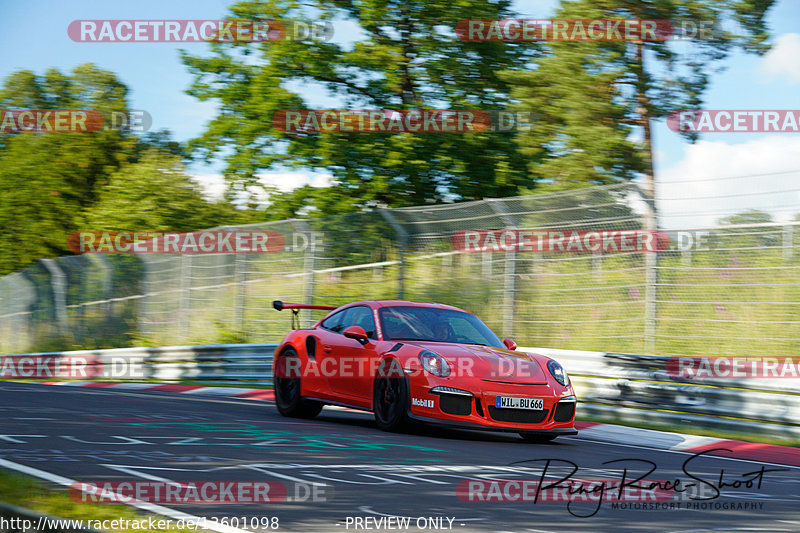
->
left=84, top=152, right=254, bottom=232
left=181, top=0, right=536, bottom=217
left=502, top=0, right=775, bottom=189
left=0, top=65, right=246, bottom=275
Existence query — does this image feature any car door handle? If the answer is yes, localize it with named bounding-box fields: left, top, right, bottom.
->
left=323, top=345, right=333, bottom=353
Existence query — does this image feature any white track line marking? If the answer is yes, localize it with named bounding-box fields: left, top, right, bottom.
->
left=357, top=506, right=485, bottom=522
left=0, top=457, right=250, bottom=533
left=242, top=464, right=327, bottom=487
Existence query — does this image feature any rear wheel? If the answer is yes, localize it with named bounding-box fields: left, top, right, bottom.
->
left=373, top=359, right=410, bottom=432
left=274, top=347, right=323, bottom=418
left=519, top=432, right=557, bottom=443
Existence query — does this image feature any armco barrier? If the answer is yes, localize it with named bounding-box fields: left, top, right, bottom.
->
left=0, top=344, right=277, bottom=386
left=1, top=344, right=798, bottom=440
left=529, top=346, right=800, bottom=440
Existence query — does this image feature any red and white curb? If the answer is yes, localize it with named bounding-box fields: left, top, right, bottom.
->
left=36, top=381, right=800, bottom=467
left=575, top=420, right=800, bottom=467
left=37, top=380, right=276, bottom=401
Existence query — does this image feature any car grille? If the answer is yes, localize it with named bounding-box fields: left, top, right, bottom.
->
left=439, top=394, right=472, bottom=416
left=553, top=401, right=576, bottom=422
left=488, top=406, right=549, bottom=424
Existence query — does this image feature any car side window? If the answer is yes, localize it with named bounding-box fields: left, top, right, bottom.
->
left=448, top=316, right=481, bottom=342
left=320, top=310, right=346, bottom=333
left=342, top=306, right=377, bottom=340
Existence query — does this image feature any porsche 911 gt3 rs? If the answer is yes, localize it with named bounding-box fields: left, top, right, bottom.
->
left=272, top=299, right=577, bottom=442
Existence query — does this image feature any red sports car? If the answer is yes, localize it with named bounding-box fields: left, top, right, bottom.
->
left=272, top=300, right=577, bottom=442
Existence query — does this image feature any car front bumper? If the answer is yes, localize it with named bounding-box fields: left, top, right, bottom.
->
left=407, top=378, right=577, bottom=434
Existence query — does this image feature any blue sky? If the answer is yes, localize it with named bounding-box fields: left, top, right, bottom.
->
left=1, top=0, right=799, bottom=228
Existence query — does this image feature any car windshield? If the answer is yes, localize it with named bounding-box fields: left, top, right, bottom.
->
left=378, top=306, right=503, bottom=347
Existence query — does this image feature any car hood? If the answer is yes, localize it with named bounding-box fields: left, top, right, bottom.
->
left=404, top=342, right=549, bottom=384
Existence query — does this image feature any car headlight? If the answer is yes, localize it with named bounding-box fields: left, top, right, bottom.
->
left=418, top=350, right=451, bottom=377
left=547, top=359, right=569, bottom=386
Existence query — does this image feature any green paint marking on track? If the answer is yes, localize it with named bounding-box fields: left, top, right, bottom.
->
left=123, top=421, right=447, bottom=452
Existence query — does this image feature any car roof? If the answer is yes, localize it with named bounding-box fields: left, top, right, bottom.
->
left=347, top=300, right=466, bottom=312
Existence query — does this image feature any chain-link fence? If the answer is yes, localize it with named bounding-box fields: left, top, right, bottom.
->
left=1, top=181, right=799, bottom=357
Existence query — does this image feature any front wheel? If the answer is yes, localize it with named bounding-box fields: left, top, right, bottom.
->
left=373, top=359, right=410, bottom=432
left=274, top=348, right=323, bottom=418
left=519, top=432, right=557, bottom=443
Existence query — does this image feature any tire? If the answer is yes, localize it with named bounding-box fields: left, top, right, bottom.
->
left=519, top=432, right=558, bottom=443
left=273, top=347, right=323, bottom=418
left=373, top=359, right=410, bottom=432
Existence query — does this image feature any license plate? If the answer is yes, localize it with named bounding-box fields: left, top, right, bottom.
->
left=495, top=396, right=543, bottom=410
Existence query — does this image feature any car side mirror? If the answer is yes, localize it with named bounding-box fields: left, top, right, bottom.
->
left=343, top=325, right=369, bottom=345
left=503, top=338, right=517, bottom=350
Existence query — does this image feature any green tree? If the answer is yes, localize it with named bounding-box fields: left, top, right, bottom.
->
left=181, top=0, right=535, bottom=217
left=0, top=65, right=141, bottom=273
left=84, top=152, right=252, bottom=232
left=713, top=209, right=778, bottom=249
left=502, top=0, right=774, bottom=193
left=0, top=65, right=252, bottom=274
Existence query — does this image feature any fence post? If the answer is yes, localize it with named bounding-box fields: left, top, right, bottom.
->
left=233, top=252, right=246, bottom=335
left=379, top=210, right=408, bottom=299
left=592, top=251, right=602, bottom=276
left=638, top=183, right=658, bottom=355
left=40, top=259, right=69, bottom=338
left=487, top=199, right=518, bottom=339
left=289, top=220, right=317, bottom=328
left=783, top=224, right=793, bottom=262
left=179, top=255, right=191, bottom=343
left=87, top=253, right=113, bottom=318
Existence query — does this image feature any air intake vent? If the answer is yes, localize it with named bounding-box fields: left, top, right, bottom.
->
left=305, top=336, right=317, bottom=359
left=439, top=395, right=472, bottom=416
left=553, top=401, right=576, bottom=422
left=488, top=407, right=549, bottom=424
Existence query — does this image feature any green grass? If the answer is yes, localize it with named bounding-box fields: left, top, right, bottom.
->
left=0, top=470, right=194, bottom=533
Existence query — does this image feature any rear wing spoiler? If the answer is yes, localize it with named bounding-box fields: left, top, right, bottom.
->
left=273, top=300, right=338, bottom=312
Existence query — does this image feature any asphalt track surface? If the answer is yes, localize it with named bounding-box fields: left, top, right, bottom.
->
left=0, top=382, right=798, bottom=533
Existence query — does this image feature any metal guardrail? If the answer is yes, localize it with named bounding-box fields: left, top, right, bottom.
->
left=2, top=343, right=798, bottom=440
left=531, top=346, right=800, bottom=440
left=0, top=344, right=277, bottom=386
